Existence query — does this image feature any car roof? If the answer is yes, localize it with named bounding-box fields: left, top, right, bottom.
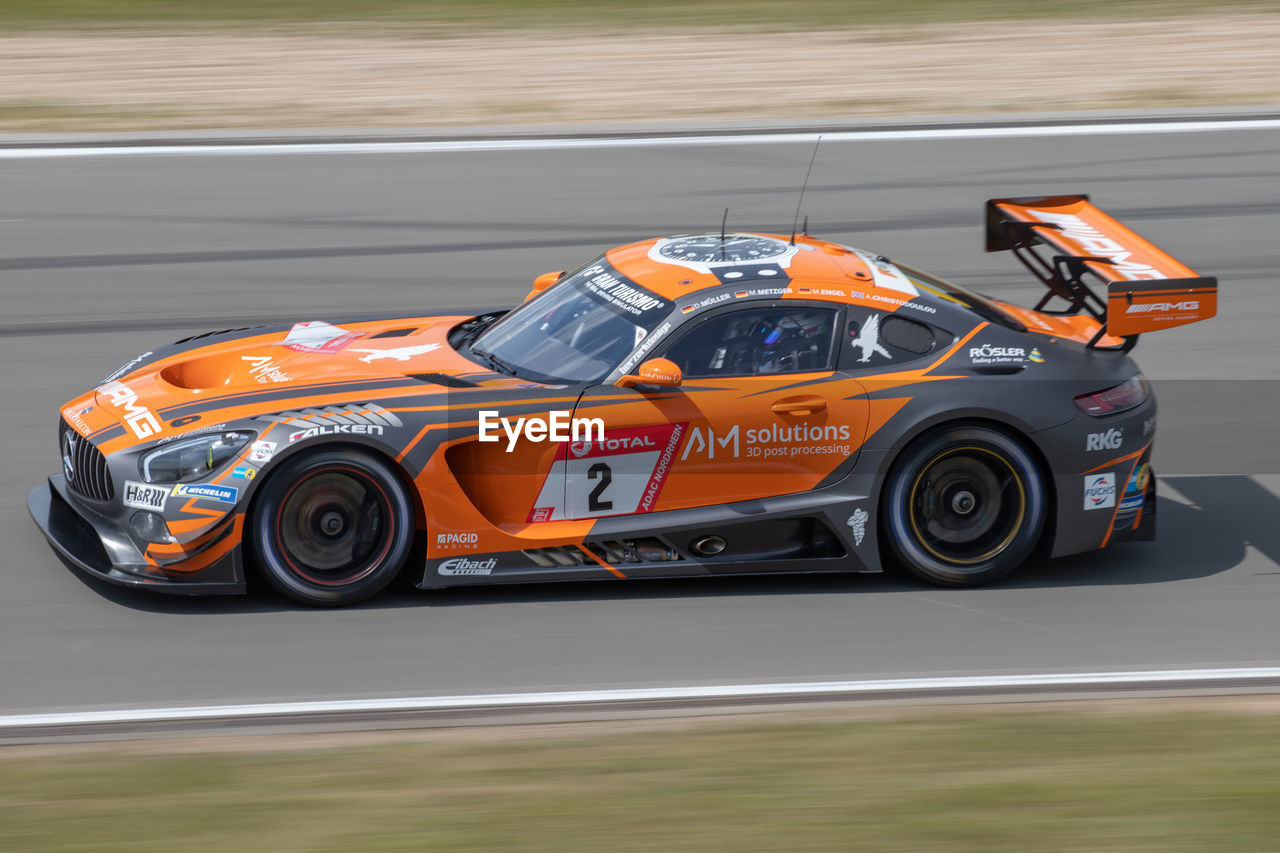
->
left=604, top=232, right=909, bottom=306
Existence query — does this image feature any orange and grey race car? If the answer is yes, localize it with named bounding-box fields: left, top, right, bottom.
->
left=29, top=195, right=1217, bottom=605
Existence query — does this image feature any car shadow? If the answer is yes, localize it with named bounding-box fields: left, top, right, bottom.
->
left=57, top=475, right=1278, bottom=613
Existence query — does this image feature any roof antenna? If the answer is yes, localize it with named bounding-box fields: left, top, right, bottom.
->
left=720, top=207, right=729, bottom=258
left=790, top=135, right=823, bottom=245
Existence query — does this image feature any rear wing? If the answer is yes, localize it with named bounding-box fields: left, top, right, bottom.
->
left=985, top=195, right=1217, bottom=349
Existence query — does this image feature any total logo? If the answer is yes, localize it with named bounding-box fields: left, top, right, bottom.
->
left=571, top=435, right=657, bottom=458
left=437, top=557, right=497, bottom=576
left=1085, top=428, right=1123, bottom=452
left=1083, top=473, right=1116, bottom=510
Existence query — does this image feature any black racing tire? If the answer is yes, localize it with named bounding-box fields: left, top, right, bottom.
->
left=249, top=447, right=414, bottom=606
left=882, top=425, right=1046, bottom=587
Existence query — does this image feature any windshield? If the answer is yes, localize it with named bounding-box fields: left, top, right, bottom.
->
left=897, top=264, right=1025, bottom=331
left=472, top=260, right=672, bottom=383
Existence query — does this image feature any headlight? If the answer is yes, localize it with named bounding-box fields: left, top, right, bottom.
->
left=139, top=431, right=254, bottom=484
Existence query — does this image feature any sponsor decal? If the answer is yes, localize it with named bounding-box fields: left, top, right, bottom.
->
left=681, top=423, right=853, bottom=461
left=847, top=507, right=869, bottom=547
left=529, top=507, right=554, bottom=522
left=347, top=343, right=442, bottom=363
left=1028, top=348, right=1045, bottom=363
left=1083, top=473, right=1116, bottom=510
left=171, top=483, right=239, bottom=504
left=436, top=532, right=479, bottom=551
left=1026, top=210, right=1168, bottom=281
left=617, top=320, right=672, bottom=376
left=101, top=351, right=154, bottom=385
left=477, top=410, right=605, bottom=453
left=850, top=314, right=891, bottom=363
left=241, top=354, right=292, bottom=384
left=123, top=480, right=168, bottom=511
left=1143, top=416, right=1156, bottom=438
left=99, top=380, right=162, bottom=440
left=1086, top=428, right=1123, bottom=452
left=1125, top=301, right=1199, bottom=314
left=289, top=424, right=386, bottom=442
left=579, top=265, right=667, bottom=317
left=968, top=344, right=1026, bottom=365
left=231, top=465, right=256, bottom=480
left=1119, top=463, right=1150, bottom=513
left=157, top=422, right=228, bottom=445
left=280, top=321, right=360, bottom=354
left=438, top=557, right=496, bottom=576
left=250, top=440, right=277, bottom=462
left=64, top=405, right=92, bottom=437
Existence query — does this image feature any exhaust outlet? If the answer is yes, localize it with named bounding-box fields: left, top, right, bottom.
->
left=690, top=535, right=727, bottom=557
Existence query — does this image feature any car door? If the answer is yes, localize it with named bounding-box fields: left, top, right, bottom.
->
left=553, top=301, right=871, bottom=521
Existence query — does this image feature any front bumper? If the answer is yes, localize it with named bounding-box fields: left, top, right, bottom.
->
left=27, top=476, right=244, bottom=595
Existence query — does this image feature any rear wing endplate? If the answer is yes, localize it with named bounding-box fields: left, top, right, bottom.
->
left=985, top=195, right=1217, bottom=349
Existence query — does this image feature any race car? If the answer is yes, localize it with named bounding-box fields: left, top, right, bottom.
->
left=28, top=195, right=1217, bottom=605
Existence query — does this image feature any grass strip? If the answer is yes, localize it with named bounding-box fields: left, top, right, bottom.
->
left=2, top=705, right=1279, bottom=851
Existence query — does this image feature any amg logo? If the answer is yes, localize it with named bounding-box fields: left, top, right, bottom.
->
left=289, top=424, right=385, bottom=442
left=1086, top=428, right=1123, bottom=451
left=1126, top=301, right=1199, bottom=314
left=1028, top=210, right=1167, bottom=281
left=99, top=380, right=161, bottom=440
left=438, top=557, right=496, bottom=576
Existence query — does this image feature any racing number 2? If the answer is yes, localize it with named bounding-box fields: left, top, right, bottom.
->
left=587, top=462, right=613, bottom=512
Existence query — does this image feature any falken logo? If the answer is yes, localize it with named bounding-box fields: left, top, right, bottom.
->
left=1086, top=428, right=1123, bottom=452
left=1126, top=301, right=1199, bottom=314
left=438, top=557, right=496, bottom=576
left=846, top=507, right=869, bottom=547
left=1083, top=473, right=1116, bottom=510
left=171, top=483, right=239, bottom=504
left=289, top=424, right=385, bottom=442
left=99, top=380, right=162, bottom=440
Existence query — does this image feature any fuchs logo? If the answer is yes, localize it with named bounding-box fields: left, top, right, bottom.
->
left=438, top=557, right=496, bottom=576
left=1126, top=301, right=1199, bottom=314
left=289, top=424, right=385, bottom=442
left=1083, top=473, right=1116, bottom=510
left=99, top=380, right=162, bottom=439
left=1086, top=428, right=1123, bottom=452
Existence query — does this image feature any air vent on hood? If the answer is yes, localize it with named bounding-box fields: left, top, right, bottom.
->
left=173, top=325, right=270, bottom=345
left=369, top=327, right=417, bottom=339
left=408, top=373, right=479, bottom=388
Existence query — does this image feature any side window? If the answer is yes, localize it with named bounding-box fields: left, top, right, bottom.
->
left=663, top=306, right=837, bottom=378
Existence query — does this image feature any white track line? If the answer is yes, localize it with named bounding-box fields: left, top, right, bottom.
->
left=3, top=668, right=1279, bottom=729
left=2, top=119, right=1279, bottom=159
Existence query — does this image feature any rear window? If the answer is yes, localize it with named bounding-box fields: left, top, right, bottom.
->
left=898, top=264, right=1026, bottom=332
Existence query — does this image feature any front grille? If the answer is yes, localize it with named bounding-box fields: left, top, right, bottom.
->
left=59, top=419, right=114, bottom=502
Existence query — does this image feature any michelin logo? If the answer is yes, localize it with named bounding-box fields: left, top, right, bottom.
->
left=437, top=557, right=497, bottom=576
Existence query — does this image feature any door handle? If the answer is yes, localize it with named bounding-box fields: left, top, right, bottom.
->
left=771, top=399, right=827, bottom=415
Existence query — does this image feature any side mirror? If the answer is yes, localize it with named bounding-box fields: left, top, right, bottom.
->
left=617, top=357, right=682, bottom=389
left=523, top=270, right=565, bottom=302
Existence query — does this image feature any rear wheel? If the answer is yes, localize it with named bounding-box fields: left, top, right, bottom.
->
left=250, top=448, right=414, bottom=606
left=882, top=425, right=1045, bottom=587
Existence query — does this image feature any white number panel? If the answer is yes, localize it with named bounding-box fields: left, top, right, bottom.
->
left=527, top=423, right=686, bottom=522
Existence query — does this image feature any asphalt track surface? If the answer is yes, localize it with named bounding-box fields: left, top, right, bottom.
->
left=3, top=116, right=1280, bottom=722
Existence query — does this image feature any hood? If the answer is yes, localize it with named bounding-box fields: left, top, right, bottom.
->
left=82, top=316, right=511, bottom=446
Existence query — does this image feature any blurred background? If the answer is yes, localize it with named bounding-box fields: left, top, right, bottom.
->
left=2, top=0, right=1279, bottom=131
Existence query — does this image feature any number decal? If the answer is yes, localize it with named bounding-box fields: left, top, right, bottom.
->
left=587, top=462, right=613, bottom=512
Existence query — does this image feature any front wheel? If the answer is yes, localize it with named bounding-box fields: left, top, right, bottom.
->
left=882, top=425, right=1045, bottom=587
left=249, top=448, right=415, bottom=606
